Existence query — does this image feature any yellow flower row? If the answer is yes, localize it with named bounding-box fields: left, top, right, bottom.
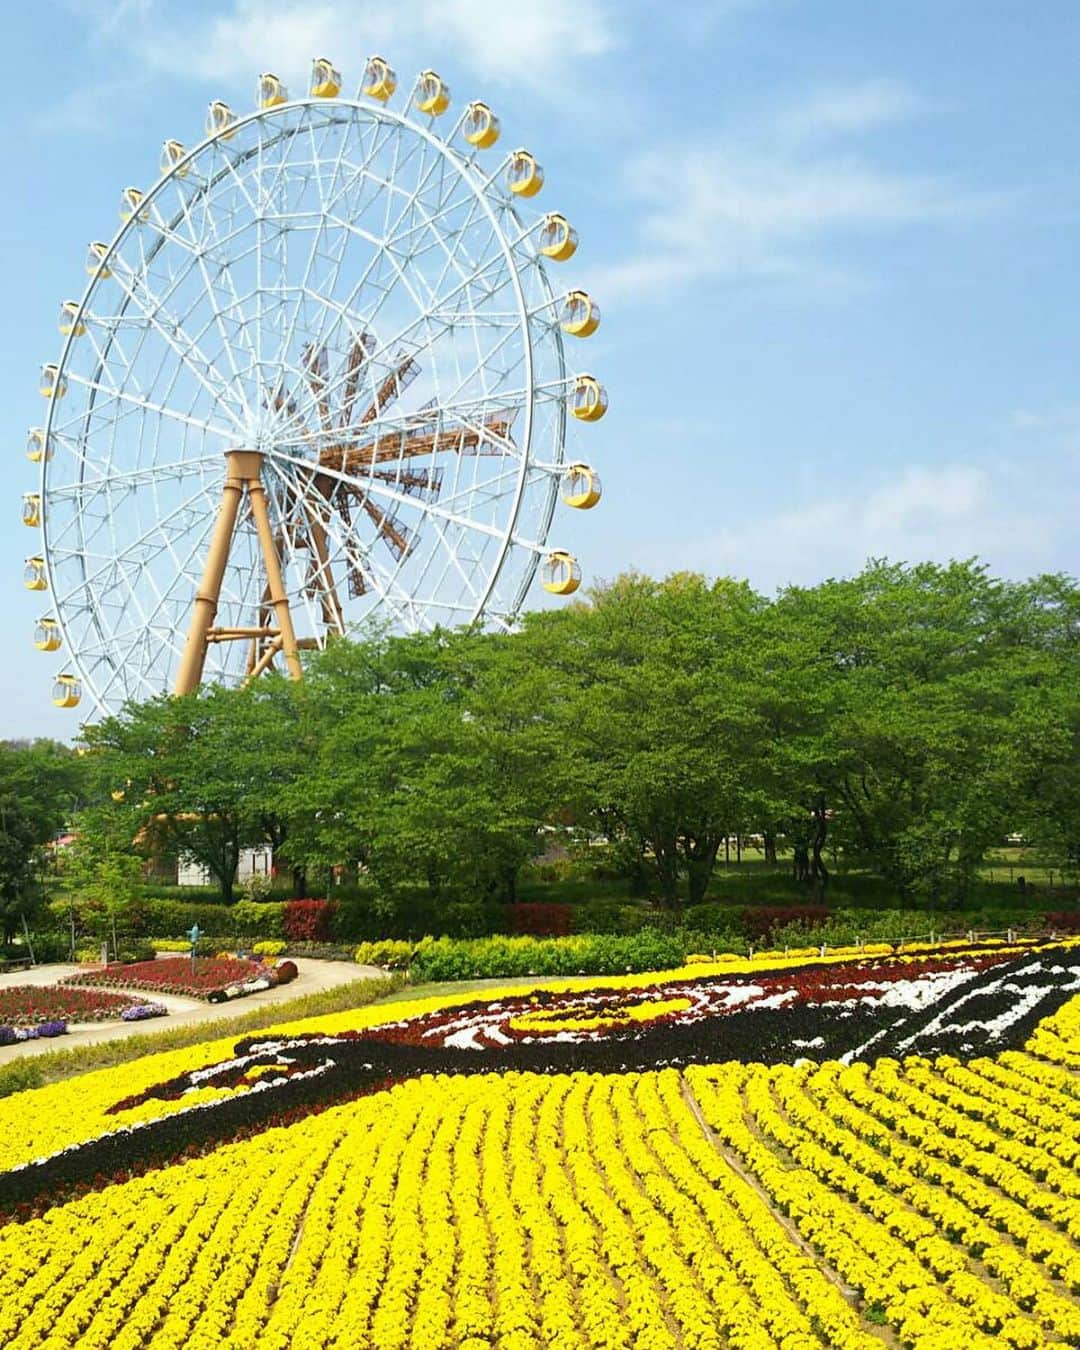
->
left=3, top=935, right=1075, bottom=1175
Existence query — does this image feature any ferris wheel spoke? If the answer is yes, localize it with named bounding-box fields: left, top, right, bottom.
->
left=269, top=447, right=505, bottom=545
left=64, top=374, right=235, bottom=438
left=146, top=200, right=254, bottom=393
left=46, top=454, right=222, bottom=500
left=50, top=475, right=224, bottom=604
left=98, top=261, right=248, bottom=428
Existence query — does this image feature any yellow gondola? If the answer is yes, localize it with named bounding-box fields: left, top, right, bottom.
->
left=39, top=365, right=67, bottom=399
left=570, top=374, right=608, bottom=422
left=311, top=58, right=341, bottom=98
left=561, top=464, right=602, bottom=509
left=258, top=73, right=288, bottom=109
left=507, top=149, right=543, bottom=198
left=362, top=56, right=396, bottom=101
left=541, top=550, right=582, bottom=596
left=33, top=618, right=61, bottom=652
left=119, top=187, right=147, bottom=223
left=24, top=557, right=47, bottom=592
left=22, top=494, right=40, bottom=528
left=463, top=101, right=499, bottom=149
left=26, top=428, right=51, bottom=463
left=85, top=242, right=110, bottom=278
left=561, top=290, right=600, bottom=338
left=206, top=100, right=237, bottom=140
left=416, top=69, right=450, bottom=115
left=160, top=140, right=189, bottom=177
left=539, top=213, right=578, bottom=262
left=58, top=301, right=85, bottom=337
left=52, top=674, right=81, bottom=709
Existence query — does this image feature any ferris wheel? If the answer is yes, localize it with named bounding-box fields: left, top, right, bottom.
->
left=25, top=57, right=607, bottom=717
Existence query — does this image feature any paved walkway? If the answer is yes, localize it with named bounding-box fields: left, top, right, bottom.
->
left=0, top=958, right=384, bottom=1060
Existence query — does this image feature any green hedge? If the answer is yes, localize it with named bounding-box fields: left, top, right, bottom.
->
left=408, top=931, right=686, bottom=982
left=141, top=898, right=285, bottom=940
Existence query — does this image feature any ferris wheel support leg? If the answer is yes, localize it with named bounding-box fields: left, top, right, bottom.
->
left=173, top=464, right=246, bottom=697
left=245, top=463, right=304, bottom=682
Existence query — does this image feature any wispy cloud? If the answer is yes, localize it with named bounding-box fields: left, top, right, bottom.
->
left=594, top=81, right=990, bottom=303
left=63, top=0, right=617, bottom=98
left=666, top=462, right=1072, bottom=590
left=776, top=78, right=929, bottom=142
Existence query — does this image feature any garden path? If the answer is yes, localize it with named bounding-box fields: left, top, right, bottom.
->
left=0, top=958, right=383, bottom=1060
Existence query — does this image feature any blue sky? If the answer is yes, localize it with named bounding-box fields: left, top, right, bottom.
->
left=4, top=0, right=1080, bottom=737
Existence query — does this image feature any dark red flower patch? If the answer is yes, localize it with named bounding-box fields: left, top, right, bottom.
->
left=0, top=985, right=143, bottom=1026
left=64, top=956, right=264, bottom=1001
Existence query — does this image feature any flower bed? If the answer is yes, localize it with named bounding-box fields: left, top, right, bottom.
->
left=3, top=939, right=1080, bottom=1349
left=0, top=985, right=145, bottom=1028
left=64, top=956, right=265, bottom=1000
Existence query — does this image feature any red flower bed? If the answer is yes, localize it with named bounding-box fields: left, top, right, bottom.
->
left=507, top=902, right=573, bottom=937
left=64, top=956, right=264, bottom=1001
left=283, top=899, right=337, bottom=943
left=0, top=985, right=143, bottom=1027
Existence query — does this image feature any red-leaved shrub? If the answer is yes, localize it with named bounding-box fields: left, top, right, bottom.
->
left=282, top=899, right=337, bottom=943
left=1044, top=910, right=1080, bottom=934
left=741, top=906, right=830, bottom=942
left=507, top=902, right=573, bottom=937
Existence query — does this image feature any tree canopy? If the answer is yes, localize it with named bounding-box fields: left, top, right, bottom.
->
left=63, top=559, right=1080, bottom=912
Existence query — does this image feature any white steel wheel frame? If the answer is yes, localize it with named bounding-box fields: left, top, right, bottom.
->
left=39, top=95, right=577, bottom=717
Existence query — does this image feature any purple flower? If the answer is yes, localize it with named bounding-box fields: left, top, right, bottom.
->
left=34, top=1021, right=68, bottom=1039
left=121, top=1004, right=168, bottom=1022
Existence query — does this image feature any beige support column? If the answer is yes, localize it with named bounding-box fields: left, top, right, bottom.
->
left=245, top=460, right=304, bottom=682
left=173, top=456, right=246, bottom=696
left=304, top=505, right=345, bottom=633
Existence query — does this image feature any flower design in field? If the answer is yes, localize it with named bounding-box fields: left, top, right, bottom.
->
left=2, top=939, right=1079, bottom=1216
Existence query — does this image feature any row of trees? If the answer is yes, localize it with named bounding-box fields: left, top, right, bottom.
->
left=67, top=559, right=1080, bottom=912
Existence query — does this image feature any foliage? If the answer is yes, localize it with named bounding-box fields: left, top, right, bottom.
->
left=506, top=902, right=574, bottom=936
left=56, top=560, right=1080, bottom=923
left=282, top=898, right=337, bottom=943
left=409, top=930, right=686, bottom=982
left=354, top=939, right=416, bottom=968
left=0, top=740, right=86, bottom=943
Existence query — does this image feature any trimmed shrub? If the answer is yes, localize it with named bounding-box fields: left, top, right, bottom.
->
left=354, top=939, right=414, bottom=969
left=506, top=902, right=573, bottom=937
left=1044, top=910, right=1080, bottom=934
left=142, top=899, right=285, bottom=941
left=409, top=929, right=684, bottom=983
left=252, top=939, right=287, bottom=956
left=283, top=899, right=337, bottom=944
left=275, top=960, right=298, bottom=984
left=741, top=906, right=830, bottom=942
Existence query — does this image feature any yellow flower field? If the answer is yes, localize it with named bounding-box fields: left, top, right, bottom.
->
left=1, top=944, right=1079, bottom=1348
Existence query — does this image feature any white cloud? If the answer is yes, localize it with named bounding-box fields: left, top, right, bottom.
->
left=73, top=0, right=617, bottom=96
left=594, top=82, right=990, bottom=303
left=672, top=464, right=1068, bottom=591
left=776, top=78, right=928, bottom=142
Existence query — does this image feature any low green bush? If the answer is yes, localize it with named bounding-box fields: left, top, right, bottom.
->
left=409, top=930, right=685, bottom=983
left=141, top=898, right=284, bottom=940
left=354, top=938, right=417, bottom=969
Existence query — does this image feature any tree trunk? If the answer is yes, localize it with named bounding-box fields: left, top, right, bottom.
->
left=810, top=796, right=829, bottom=901
left=292, top=865, right=307, bottom=899
left=763, top=831, right=778, bottom=866
left=685, top=835, right=722, bottom=906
